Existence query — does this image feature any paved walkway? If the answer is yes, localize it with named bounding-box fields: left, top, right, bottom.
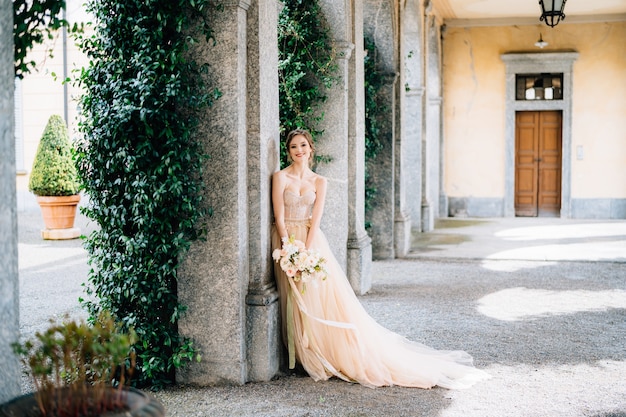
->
left=17, top=212, right=626, bottom=416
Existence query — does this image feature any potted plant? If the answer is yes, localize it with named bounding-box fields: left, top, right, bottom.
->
left=1, top=312, right=164, bottom=417
left=28, top=114, right=81, bottom=240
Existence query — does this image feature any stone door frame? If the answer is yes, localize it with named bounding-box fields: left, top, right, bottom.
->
left=501, top=52, right=578, bottom=218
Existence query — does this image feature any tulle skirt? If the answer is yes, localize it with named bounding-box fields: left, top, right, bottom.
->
left=271, top=220, right=490, bottom=389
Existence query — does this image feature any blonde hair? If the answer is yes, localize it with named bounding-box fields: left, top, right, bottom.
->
left=285, top=129, right=315, bottom=164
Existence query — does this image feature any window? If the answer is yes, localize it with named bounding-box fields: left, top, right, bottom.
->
left=515, top=73, right=563, bottom=101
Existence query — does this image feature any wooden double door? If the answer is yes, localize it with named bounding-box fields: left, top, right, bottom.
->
left=515, top=111, right=562, bottom=217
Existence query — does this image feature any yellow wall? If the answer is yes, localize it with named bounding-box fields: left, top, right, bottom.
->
left=442, top=21, right=626, bottom=199
left=570, top=22, right=626, bottom=198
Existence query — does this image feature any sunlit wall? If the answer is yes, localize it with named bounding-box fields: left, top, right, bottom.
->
left=442, top=21, right=626, bottom=218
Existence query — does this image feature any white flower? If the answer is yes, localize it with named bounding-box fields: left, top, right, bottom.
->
left=279, top=256, right=291, bottom=270
left=273, top=237, right=328, bottom=292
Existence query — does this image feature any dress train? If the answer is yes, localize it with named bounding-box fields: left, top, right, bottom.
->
left=272, top=191, right=490, bottom=389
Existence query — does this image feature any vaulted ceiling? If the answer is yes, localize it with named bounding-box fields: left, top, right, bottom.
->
left=433, top=0, right=626, bottom=26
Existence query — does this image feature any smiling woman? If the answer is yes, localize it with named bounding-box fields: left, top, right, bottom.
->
left=271, top=128, right=491, bottom=389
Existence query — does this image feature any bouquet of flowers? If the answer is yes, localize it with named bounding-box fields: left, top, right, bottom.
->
left=273, top=235, right=328, bottom=287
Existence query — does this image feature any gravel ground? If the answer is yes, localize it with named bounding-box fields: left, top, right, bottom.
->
left=17, top=212, right=626, bottom=417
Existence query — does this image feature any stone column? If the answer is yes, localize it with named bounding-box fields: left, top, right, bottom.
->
left=346, top=0, right=372, bottom=295
left=0, top=0, right=21, bottom=402
left=178, top=0, right=251, bottom=385
left=420, top=6, right=434, bottom=232
left=425, top=14, right=442, bottom=221
left=366, top=72, right=397, bottom=259
left=402, top=0, right=424, bottom=232
left=432, top=20, right=447, bottom=219
left=420, top=140, right=433, bottom=230
left=244, top=0, right=280, bottom=381
left=364, top=0, right=398, bottom=260
left=315, top=0, right=354, bottom=270
left=393, top=4, right=412, bottom=257
left=405, top=84, right=424, bottom=231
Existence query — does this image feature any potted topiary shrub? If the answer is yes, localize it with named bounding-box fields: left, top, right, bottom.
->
left=1, top=312, right=164, bottom=417
left=28, top=114, right=82, bottom=240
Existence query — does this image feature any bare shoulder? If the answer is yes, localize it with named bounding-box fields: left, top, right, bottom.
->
left=313, top=173, right=327, bottom=188
left=273, top=169, right=288, bottom=181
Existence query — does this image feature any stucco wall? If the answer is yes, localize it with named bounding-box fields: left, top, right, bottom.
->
left=570, top=22, right=626, bottom=198
left=442, top=22, right=626, bottom=208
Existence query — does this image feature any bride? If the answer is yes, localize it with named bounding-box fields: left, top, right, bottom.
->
left=271, top=129, right=490, bottom=389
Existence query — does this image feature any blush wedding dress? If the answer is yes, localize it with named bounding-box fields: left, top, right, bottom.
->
left=271, top=189, right=490, bottom=389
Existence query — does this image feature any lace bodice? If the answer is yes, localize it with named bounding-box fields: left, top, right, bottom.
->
left=284, top=190, right=315, bottom=221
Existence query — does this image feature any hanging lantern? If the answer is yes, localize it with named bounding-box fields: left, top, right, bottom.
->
left=539, top=0, right=567, bottom=27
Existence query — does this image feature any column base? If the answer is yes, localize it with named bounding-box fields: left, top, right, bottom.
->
left=347, top=233, right=372, bottom=295
left=421, top=203, right=434, bottom=232
left=245, top=287, right=280, bottom=382
left=394, top=211, right=411, bottom=258
left=439, top=193, right=449, bottom=218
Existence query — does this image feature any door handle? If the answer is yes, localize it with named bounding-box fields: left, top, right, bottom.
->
left=534, top=158, right=543, bottom=162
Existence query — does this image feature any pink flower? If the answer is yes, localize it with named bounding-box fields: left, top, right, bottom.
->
left=273, top=238, right=328, bottom=292
left=280, top=256, right=291, bottom=270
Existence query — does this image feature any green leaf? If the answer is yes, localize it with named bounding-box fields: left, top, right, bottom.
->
left=76, top=0, right=214, bottom=388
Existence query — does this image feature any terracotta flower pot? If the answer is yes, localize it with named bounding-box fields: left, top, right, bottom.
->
left=0, top=387, right=164, bottom=417
left=36, top=195, right=80, bottom=229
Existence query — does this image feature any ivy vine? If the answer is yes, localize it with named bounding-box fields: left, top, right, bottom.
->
left=278, top=0, right=337, bottom=167
left=13, top=0, right=82, bottom=79
left=76, top=0, right=216, bottom=388
left=363, top=36, right=386, bottom=228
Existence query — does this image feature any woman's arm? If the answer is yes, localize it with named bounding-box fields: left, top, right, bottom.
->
left=306, top=175, right=327, bottom=249
left=272, top=171, right=289, bottom=241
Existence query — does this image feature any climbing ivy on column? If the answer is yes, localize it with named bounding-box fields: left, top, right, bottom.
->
left=278, top=0, right=337, bottom=166
left=76, top=0, right=217, bottom=388
left=363, top=36, right=386, bottom=229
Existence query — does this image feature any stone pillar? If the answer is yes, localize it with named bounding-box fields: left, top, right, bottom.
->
left=406, top=84, right=425, bottom=231
left=432, top=21, right=447, bottom=219
left=425, top=14, right=442, bottom=221
left=244, top=0, right=280, bottom=381
left=346, top=0, right=372, bottom=295
left=0, top=0, right=21, bottom=402
left=315, top=0, right=354, bottom=270
left=178, top=0, right=251, bottom=385
left=420, top=6, right=434, bottom=232
left=366, top=72, right=397, bottom=259
left=402, top=0, right=424, bottom=232
left=364, top=0, right=398, bottom=259
left=420, top=143, right=433, bottom=230
left=393, top=3, right=412, bottom=257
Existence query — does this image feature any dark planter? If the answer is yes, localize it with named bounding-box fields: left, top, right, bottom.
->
left=0, top=387, right=164, bottom=417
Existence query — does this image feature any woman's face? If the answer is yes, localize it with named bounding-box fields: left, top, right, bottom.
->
left=288, top=134, right=312, bottom=163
